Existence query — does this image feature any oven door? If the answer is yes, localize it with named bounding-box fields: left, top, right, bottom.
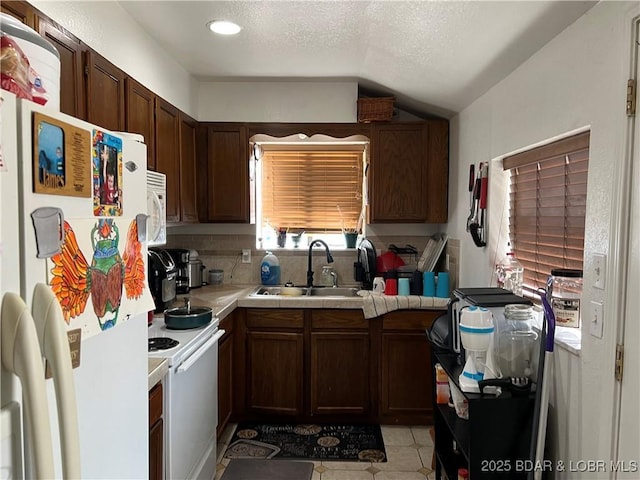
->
left=164, top=329, right=225, bottom=480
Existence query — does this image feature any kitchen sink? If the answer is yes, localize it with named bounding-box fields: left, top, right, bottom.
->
left=252, top=286, right=309, bottom=296
left=307, top=287, right=360, bottom=297
left=250, top=286, right=360, bottom=298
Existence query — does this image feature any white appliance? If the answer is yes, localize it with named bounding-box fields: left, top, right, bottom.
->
left=1, top=90, right=154, bottom=479
left=148, top=316, right=225, bottom=480
left=146, top=170, right=167, bottom=247
left=458, top=306, right=498, bottom=393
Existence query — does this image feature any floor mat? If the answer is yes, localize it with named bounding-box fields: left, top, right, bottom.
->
left=223, top=423, right=387, bottom=462
left=221, top=459, right=314, bottom=480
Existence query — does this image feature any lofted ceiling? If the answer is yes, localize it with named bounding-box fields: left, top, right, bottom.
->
left=119, top=1, right=596, bottom=118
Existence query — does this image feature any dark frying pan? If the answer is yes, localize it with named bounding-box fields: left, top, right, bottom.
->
left=165, top=305, right=212, bottom=329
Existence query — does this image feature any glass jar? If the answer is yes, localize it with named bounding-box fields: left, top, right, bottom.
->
left=495, top=252, right=524, bottom=296
left=496, top=304, right=538, bottom=380
left=320, top=265, right=335, bottom=287
left=548, top=269, right=583, bottom=328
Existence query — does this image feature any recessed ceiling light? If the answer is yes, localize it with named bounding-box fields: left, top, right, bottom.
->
left=207, top=20, right=241, bottom=35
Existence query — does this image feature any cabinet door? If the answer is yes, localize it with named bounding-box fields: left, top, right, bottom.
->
left=425, top=119, right=449, bottom=223
left=154, top=98, right=181, bottom=223
left=217, top=334, right=233, bottom=438
left=149, top=418, right=163, bottom=480
left=1, top=1, right=38, bottom=28
left=370, top=123, right=428, bottom=223
left=246, top=331, right=303, bottom=416
left=125, top=78, right=156, bottom=170
left=381, top=332, right=433, bottom=422
left=148, top=383, right=163, bottom=480
left=179, top=113, right=198, bottom=223
left=37, top=17, right=86, bottom=119
left=206, top=124, right=249, bottom=223
left=85, top=51, right=125, bottom=131
left=310, top=332, right=370, bottom=416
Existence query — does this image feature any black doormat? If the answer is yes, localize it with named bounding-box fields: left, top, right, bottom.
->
left=224, top=423, right=387, bottom=462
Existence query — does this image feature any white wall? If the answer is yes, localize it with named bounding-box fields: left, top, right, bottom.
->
left=198, top=81, right=358, bottom=122
left=449, top=2, right=639, bottom=477
left=31, top=1, right=198, bottom=117
left=30, top=3, right=359, bottom=124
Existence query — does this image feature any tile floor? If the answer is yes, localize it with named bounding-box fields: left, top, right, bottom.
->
left=215, top=423, right=436, bottom=480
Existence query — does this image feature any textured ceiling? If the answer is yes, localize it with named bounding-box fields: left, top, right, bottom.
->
left=119, top=1, right=596, bottom=117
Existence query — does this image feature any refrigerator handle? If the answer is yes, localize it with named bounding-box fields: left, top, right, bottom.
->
left=31, top=284, right=81, bottom=480
left=176, top=329, right=225, bottom=374
left=1, top=292, right=55, bottom=479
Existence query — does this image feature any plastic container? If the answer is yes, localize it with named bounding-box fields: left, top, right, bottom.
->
left=0, top=13, right=61, bottom=109
left=208, top=269, right=224, bottom=285
left=495, top=251, right=524, bottom=296
left=548, top=268, right=583, bottom=328
left=260, top=251, right=281, bottom=285
left=496, top=304, right=539, bottom=380
left=435, top=364, right=450, bottom=404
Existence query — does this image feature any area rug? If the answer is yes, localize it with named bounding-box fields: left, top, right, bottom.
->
left=224, top=423, right=387, bottom=462
left=221, top=459, right=314, bottom=480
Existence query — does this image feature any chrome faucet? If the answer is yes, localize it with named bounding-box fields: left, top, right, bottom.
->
left=307, top=240, right=334, bottom=287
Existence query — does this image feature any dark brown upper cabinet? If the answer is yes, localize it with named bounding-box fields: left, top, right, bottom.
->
left=125, top=78, right=156, bottom=170
left=1, top=1, right=38, bottom=28
left=179, top=112, right=199, bottom=223
left=154, top=98, right=181, bottom=224
left=37, top=17, right=86, bottom=120
left=369, top=121, right=448, bottom=223
left=85, top=51, right=126, bottom=131
left=200, top=124, right=249, bottom=223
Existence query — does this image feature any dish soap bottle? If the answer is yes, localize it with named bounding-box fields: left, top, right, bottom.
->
left=260, top=251, right=281, bottom=285
left=495, top=250, right=524, bottom=296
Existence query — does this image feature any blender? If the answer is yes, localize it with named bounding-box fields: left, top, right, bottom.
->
left=458, top=306, right=499, bottom=393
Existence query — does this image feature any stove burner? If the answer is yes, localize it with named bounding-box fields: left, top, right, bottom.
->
left=149, top=337, right=179, bottom=352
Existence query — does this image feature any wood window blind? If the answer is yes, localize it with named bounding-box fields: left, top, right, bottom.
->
left=503, top=132, right=589, bottom=293
left=261, top=146, right=364, bottom=233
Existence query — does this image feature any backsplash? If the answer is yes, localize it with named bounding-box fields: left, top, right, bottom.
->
left=165, top=233, right=460, bottom=291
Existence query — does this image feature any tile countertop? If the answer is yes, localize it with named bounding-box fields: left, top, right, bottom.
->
left=148, top=284, right=449, bottom=388
left=148, top=357, right=169, bottom=390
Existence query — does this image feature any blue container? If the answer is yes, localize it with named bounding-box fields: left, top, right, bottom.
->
left=260, top=251, right=281, bottom=285
left=436, top=272, right=450, bottom=298
left=423, top=271, right=436, bottom=297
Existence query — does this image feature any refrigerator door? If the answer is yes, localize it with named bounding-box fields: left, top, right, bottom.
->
left=11, top=98, right=153, bottom=479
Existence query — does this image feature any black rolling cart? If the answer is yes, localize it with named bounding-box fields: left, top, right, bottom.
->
left=429, top=348, right=537, bottom=479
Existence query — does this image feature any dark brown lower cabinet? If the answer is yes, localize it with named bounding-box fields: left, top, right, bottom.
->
left=380, top=310, right=439, bottom=424
left=217, top=328, right=233, bottom=438
left=245, top=309, right=304, bottom=417
left=310, top=310, right=372, bottom=417
left=148, top=383, right=163, bottom=480
left=235, top=308, right=438, bottom=425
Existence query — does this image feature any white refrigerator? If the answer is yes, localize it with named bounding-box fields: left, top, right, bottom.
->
left=1, top=90, right=154, bottom=479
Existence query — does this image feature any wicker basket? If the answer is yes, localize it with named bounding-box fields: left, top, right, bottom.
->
left=357, top=96, right=395, bottom=123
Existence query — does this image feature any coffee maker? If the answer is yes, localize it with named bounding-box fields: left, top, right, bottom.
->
left=148, top=248, right=177, bottom=312
left=165, top=248, right=191, bottom=294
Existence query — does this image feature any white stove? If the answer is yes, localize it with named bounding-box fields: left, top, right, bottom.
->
left=148, top=315, right=220, bottom=365
left=147, top=314, right=224, bottom=480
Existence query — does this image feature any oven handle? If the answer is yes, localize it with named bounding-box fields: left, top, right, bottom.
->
left=176, top=329, right=225, bottom=374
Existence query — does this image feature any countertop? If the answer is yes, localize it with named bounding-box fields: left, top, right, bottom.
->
left=147, top=283, right=449, bottom=388
left=148, top=357, right=169, bottom=390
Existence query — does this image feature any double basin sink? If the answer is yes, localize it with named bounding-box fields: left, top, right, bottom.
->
left=251, top=286, right=360, bottom=298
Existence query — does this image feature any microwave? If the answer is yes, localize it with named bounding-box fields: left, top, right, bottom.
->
left=146, top=171, right=167, bottom=247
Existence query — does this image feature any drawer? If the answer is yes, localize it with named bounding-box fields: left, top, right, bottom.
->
left=149, top=382, right=163, bottom=426
left=246, top=309, right=304, bottom=329
left=311, top=309, right=368, bottom=330
left=383, top=310, right=442, bottom=331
